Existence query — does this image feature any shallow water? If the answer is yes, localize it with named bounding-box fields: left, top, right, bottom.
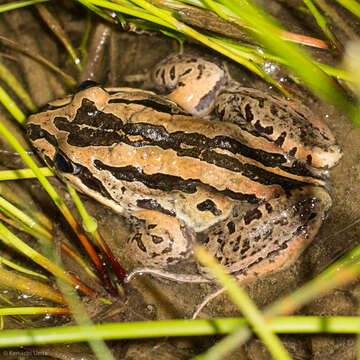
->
left=0, top=2, right=359, bottom=359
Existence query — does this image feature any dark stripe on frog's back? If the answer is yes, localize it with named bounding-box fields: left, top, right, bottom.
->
left=107, top=96, right=189, bottom=116
left=93, top=160, right=259, bottom=203
left=93, top=160, right=312, bottom=202
left=52, top=100, right=322, bottom=186
left=57, top=154, right=178, bottom=217
left=52, top=98, right=287, bottom=166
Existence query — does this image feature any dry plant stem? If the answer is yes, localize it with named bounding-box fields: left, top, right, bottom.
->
left=92, top=231, right=126, bottom=283
left=0, top=35, right=77, bottom=88
left=277, top=29, right=328, bottom=49
left=0, top=265, right=66, bottom=304
left=161, top=0, right=329, bottom=48
left=62, top=211, right=117, bottom=296
left=80, top=23, right=111, bottom=82
left=36, top=4, right=82, bottom=71
left=0, top=59, right=37, bottom=112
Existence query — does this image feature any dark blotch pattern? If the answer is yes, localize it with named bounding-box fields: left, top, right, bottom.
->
left=244, top=207, right=262, bottom=225
left=136, top=199, right=175, bottom=217
left=93, top=160, right=259, bottom=203
left=131, top=233, right=146, bottom=252
left=254, top=120, right=274, bottom=135
left=195, top=75, right=227, bottom=113
left=275, top=131, right=286, bottom=147
left=289, top=147, right=297, bottom=157
left=227, top=221, right=235, bottom=234
left=27, top=124, right=58, bottom=148
left=306, top=154, right=312, bottom=165
left=170, top=65, right=175, bottom=80
left=196, top=199, right=222, bottom=216
left=244, top=103, right=254, bottom=122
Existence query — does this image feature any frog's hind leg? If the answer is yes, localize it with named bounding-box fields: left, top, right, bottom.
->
left=191, top=186, right=332, bottom=318
left=204, top=186, right=332, bottom=283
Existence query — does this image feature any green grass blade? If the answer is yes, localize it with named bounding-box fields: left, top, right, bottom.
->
left=0, top=255, right=48, bottom=280
left=66, top=184, right=98, bottom=233
left=0, top=60, right=37, bottom=112
left=0, top=316, right=359, bottom=347
left=0, top=0, right=47, bottom=12
left=194, top=246, right=292, bottom=360
left=0, top=167, right=54, bottom=181
left=0, top=307, right=70, bottom=316
left=0, top=194, right=51, bottom=239
left=0, top=221, right=96, bottom=297
left=0, top=86, right=26, bottom=125
left=302, top=0, right=341, bottom=50
left=335, top=0, right=360, bottom=18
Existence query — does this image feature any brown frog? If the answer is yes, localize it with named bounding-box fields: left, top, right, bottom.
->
left=26, top=54, right=341, bottom=314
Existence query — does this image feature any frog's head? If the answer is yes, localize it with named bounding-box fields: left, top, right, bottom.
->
left=26, top=84, right=111, bottom=179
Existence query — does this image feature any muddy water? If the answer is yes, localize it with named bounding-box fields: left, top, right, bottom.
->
left=0, top=2, right=359, bottom=359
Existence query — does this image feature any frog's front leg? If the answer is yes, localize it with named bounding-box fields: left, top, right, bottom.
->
left=127, top=209, right=195, bottom=269
left=202, top=186, right=332, bottom=282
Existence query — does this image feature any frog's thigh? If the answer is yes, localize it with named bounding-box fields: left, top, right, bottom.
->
left=127, top=210, right=194, bottom=269
left=206, top=186, right=332, bottom=281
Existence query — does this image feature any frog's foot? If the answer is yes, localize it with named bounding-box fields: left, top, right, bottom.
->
left=127, top=209, right=195, bottom=269
left=192, top=287, right=227, bottom=319
left=126, top=267, right=210, bottom=283
left=203, top=186, right=332, bottom=282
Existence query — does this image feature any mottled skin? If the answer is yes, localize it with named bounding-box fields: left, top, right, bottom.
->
left=27, top=55, right=340, bottom=283
left=152, top=54, right=342, bottom=169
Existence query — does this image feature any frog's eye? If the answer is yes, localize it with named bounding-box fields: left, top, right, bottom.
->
left=76, top=80, right=99, bottom=92
left=54, top=152, right=81, bottom=175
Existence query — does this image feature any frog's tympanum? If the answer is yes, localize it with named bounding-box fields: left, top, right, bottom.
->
left=27, top=54, right=342, bottom=288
